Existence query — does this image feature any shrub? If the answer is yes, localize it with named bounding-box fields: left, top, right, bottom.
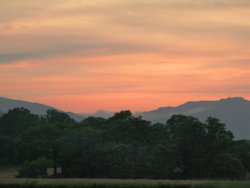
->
left=17, top=157, right=52, bottom=178
left=211, top=153, right=246, bottom=179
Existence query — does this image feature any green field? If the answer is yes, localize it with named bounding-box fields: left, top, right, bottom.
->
left=1, top=179, right=250, bottom=188
left=0, top=167, right=250, bottom=188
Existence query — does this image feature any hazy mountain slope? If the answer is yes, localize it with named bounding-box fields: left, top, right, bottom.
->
left=1, top=96, right=250, bottom=139
left=139, top=97, right=250, bottom=139
left=0, top=97, right=84, bottom=121
left=0, top=97, right=54, bottom=115
left=66, top=112, right=85, bottom=122
left=82, top=110, right=114, bottom=119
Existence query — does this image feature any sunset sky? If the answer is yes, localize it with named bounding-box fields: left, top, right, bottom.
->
left=1, top=0, right=250, bottom=113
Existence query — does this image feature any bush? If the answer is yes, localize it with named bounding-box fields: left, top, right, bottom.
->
left=211, top=153, right=246, bottom=179
left=17, top=157, right=52, bottom=178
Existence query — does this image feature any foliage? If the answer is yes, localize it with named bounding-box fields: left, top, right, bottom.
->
left=166, top=115, right=207, bottom=178
left=231, top=140, right=250, bottom=172
left=0, top=108, right=39, bottom=135
left=0, top=108, right=249, bottom=179
left=109, top=110, right=133, bottom=121
left=17, top=157, right=52, bottom=178
left=210, top=153, right=246, bottom=179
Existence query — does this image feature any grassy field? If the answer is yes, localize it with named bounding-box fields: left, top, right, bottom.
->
left=1, top=167, right=250, bottom=188
left=0, top=165, right=17, bottom=179
left=1, top=179, right=250, bottom=188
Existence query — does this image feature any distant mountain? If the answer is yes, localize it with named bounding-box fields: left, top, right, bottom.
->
left=1, top=96, right=250, bottom=139
left=0, top=97, right=85, bottom=121
left=66, top=112, right=85, bottom=122
left=82, top=110, right=114, bottom=119
left=138, top=97, right=250, bottom=140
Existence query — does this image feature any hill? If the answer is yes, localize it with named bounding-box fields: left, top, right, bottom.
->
left=139, top=97, right=250, bottom=139
left=1, top=96, right=250, bottom=139
left=82, top=110, right=114, bottom=119
left=0, top=97, right=84, bottom=121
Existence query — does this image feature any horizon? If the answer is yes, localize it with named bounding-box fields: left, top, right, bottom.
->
left=0, top=95, right=249, bottom=114
left=1, top=1, right=250, bottom=112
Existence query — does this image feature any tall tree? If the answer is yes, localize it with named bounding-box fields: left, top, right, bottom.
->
left=204, top=117, right=234, bottom=177
left=0, top=108, right=39, bottom=135
left=166, top=115, right=206, bottom=178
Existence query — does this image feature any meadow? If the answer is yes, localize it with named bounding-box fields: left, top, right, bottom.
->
left=1, top=167, right=250, bottom=188
left=1, top=178, right=250, bottom=188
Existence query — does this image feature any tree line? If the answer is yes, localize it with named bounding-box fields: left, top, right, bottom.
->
left=0, top=108, right=249, bottom=179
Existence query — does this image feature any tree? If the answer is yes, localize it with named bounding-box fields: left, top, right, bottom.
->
left=0, top=108, right=39, bottom=135
left=45, top=109, right=75, bottom=128
left=0, top=108, right=40, bottom=164
left=166, top=115, right=206, bottom=178
left=148, top=143, right=179, bottom=179
left=211, top=153, right=245, bottom=179
left=16, top=125, right=62, bottom=175
left=231, top=140, right=250, bottom=172
left=17, top=157, right=52, bottom=178
left=0, top=135, right=16, bottom=164
left=109, top=110, right=133, bottom=121
left=56, top=127, right=100, bottom=177
left=204, top=117, right=234, bottom=178
left=0, top=107, right=248, bottom=180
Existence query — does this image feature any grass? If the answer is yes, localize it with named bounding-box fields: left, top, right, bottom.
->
left=1, top=178, right=250, bottom=188
left=1, top=167, right=250, bottom=187
left=0, top=165, right=17, bottom=179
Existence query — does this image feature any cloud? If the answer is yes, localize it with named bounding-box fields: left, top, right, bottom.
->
left=0, top=0, right=250, bottom=112
left=1, top=0, right=250, bottom=64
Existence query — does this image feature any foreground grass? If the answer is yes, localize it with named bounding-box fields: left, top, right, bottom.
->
left=1, top=168, right=250, bottom=188
left=0, top=179, right=250, bottom=188
left=0, top=165, right=17, bottom=179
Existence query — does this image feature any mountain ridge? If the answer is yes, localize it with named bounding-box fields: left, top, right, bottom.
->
left=0, top=96, right=249, bottom=139
left=81, top=110, right=114, bottom=119
left=139, top=97, right=250, bottom=139
left=0, top=97, right=85, bottom=121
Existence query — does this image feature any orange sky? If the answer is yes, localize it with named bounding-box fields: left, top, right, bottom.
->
left=1, top=0, right=250, bottom=113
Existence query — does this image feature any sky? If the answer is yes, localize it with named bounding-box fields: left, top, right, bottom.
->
left=1, top=0, right=250, bottom=113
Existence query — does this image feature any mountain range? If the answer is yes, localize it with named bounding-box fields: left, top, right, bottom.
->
left=81, top=110, right=114, bottom=119
left=0, top=97, right=85, bottom=122
left=0, top=96, right=249, bottom=139
left=138, top=97, right=250, bottom=140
